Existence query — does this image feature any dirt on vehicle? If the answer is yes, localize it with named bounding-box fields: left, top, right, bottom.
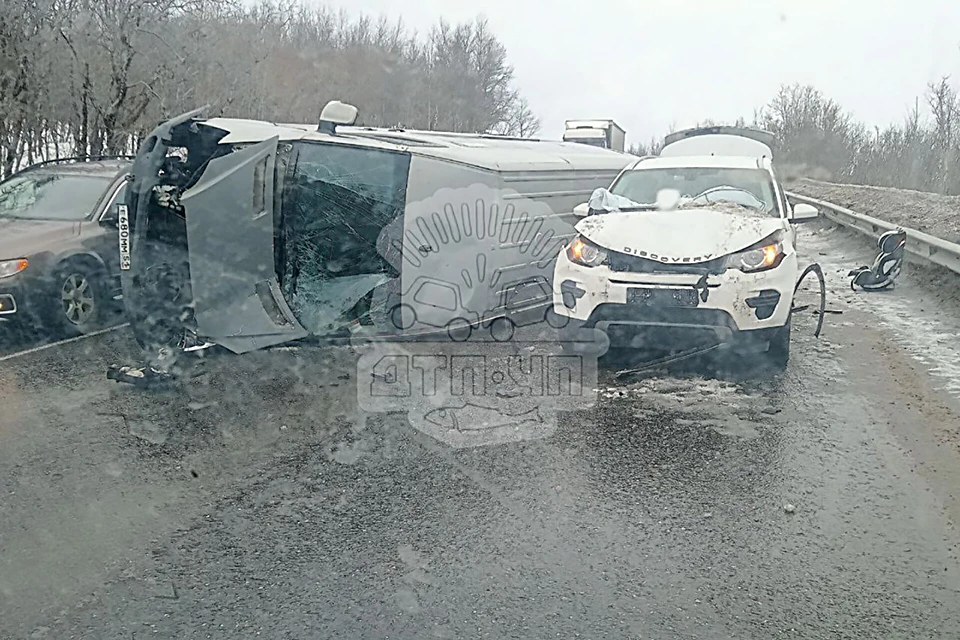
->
left=788, top=177, right=960, bottom=245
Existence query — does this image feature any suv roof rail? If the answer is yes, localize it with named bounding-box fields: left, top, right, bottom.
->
left=9, top=155, right=135, bottom=176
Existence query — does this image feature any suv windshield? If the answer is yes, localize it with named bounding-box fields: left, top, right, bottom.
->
left=611, top=167, right=779, bottom=216
left=0, top=172, right=110, bottom=221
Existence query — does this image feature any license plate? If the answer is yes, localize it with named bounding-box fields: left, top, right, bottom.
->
left=627, top=287, right=699, bottom=307
left=118, top=204, right=131, bottom=270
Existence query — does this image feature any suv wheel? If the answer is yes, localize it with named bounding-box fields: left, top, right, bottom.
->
left=56, top=265, right=105, bottom=336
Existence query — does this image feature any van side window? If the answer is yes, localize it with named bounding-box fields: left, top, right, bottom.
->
left=282, top=142, right=411, bottom=334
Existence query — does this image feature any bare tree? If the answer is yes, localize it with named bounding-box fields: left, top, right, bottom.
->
left=496, top=96, right=541, bottom=137
left=0, top=2, right=538, bottom=177
left=0, top=0, right=53, bottom=176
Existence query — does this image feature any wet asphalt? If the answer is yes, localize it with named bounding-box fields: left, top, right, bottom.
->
left=3, top=225, right=960, bottom=639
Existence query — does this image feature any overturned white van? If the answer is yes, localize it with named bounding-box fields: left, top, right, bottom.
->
left=120, top=102, right=634, bottom=369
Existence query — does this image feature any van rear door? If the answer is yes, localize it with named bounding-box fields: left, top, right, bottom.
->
left=180, top=136, right=308, bottom=353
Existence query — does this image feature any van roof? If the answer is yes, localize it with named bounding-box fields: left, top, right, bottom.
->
left=200, top=118, right=635, bottom=174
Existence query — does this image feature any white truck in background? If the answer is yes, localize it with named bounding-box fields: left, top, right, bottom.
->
left=563, top=119, right=626, bottom=152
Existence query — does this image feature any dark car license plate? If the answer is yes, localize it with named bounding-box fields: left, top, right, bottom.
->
left=627, top=287, right=699, bottom=307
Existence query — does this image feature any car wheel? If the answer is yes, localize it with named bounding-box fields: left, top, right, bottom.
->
left=489, top=317, right=516, bottom=342
left=766, top=319, right=791, bottom=370
left=545, top=307, right=570, bottom=329
left=446, top=317, right=472, bottom=342
left=55, top=263, right=106, bottom=336
left=389, top=303, right=417, bottom=331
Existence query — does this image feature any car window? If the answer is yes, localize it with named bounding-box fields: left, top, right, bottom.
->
left=101, top=182, right=128, bottom=219
left=611, top=167, right=778, bottom=216
left=414, top=280, right=458, bottom=311
left=0, top=172, right=111, bottom=221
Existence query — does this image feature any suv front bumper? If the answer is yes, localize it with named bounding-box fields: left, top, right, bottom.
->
left=552, top=251, right=796, bottom=346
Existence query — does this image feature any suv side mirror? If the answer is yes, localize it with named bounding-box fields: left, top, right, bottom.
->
left=573, top=202, right=590, bottom=217
left=791, top=202, right=819, bottom=222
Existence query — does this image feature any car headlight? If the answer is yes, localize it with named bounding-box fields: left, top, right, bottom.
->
left=724, top=232, right=785, bottom=273
left=0, top=258, right=28, bottom=279
left=566, top=235, right=607, bottom=267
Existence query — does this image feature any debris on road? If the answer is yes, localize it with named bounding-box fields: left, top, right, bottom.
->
left=793, top=263, right=826, bottom=338
left=106, top=365, right=175, bottom=389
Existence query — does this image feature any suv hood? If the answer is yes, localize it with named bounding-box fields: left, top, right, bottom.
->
left=0, top=218, right=78, bottom=256
left=576, top=208, right=784, bottom=262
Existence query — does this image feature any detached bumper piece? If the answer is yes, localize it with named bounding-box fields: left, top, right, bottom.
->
left=107, top=365, right=176, bottom=389
left=0, top=294, right=17, bottom=315
left=745, top=290, right=781, bottom=320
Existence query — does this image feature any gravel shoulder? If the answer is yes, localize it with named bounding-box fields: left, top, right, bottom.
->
left=788, top=177, right=960, bottom=245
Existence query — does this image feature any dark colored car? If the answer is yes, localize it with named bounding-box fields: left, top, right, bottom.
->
left=0, top=157, right=132, bottom=336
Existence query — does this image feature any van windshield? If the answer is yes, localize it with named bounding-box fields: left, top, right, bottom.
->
left=611, top=167, right=778, bottom=215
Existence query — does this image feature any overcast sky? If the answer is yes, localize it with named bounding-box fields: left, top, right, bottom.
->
left=314, top=0, right=960, bottom=145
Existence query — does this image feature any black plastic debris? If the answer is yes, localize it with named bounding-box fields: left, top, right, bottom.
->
left=792, top=263, right=826, bottom=338
left=849, top=228, right=906, bottom=291
left=106, top=365, right=175, bottom=388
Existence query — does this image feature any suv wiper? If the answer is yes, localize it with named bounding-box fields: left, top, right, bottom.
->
left=613, top=204, right=659, bottom=212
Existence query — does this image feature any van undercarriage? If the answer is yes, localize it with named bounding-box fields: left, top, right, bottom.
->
left=123, top=113, right=407, bottom=373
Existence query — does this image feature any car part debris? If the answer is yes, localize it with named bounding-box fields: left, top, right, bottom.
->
left=848, top=228, right=906, bottom=291
left=615, top=342, right=724, bottom=378
left=791, top=263, right=826, bottom=338
left=106, top=365, right=175, bottom=388
left=183, top=341, right=216, bottom=353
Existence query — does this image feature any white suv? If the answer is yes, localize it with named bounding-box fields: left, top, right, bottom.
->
left=551, top=128, right=819, bottom=369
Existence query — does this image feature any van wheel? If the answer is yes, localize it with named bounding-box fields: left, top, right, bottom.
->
left=54, top=263, right=106, bottom=336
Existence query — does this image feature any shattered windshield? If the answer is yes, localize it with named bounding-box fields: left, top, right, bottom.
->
left=0, top=172, right=109, bottom=220
left=610, top=167, right=777, bottom=215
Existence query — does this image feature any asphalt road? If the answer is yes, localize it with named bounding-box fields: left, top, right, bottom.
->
left=3, top=223, right=960, bottom=639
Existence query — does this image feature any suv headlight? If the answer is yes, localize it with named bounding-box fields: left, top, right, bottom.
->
left=566, top=235, right=607, bottom=267
left=0, top=258, right=29, bottom=279
left=724, top=232, right=785, bottom=273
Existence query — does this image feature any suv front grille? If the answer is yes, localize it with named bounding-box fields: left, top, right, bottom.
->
left=604, top=250, right=726, bottom=275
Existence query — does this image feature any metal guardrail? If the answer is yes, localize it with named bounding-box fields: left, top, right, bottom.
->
left=785, top=190, right=960, bottom=276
